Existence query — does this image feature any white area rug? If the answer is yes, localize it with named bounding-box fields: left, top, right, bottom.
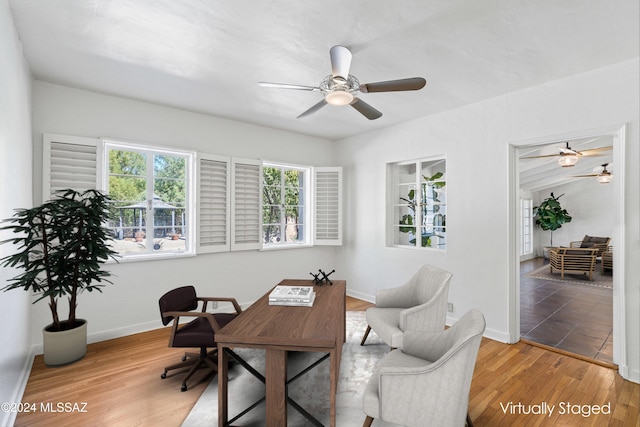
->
left=182, top=311, right=397, bottom=426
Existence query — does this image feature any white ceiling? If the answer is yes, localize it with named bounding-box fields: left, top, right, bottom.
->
left=8, top=0, right=639, bottom=141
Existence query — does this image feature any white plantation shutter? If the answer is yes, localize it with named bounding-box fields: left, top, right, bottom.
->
left=314, top=167, right=342, bottom=245
left=42, top=134, right=102, bottom=201
left=231, top=158, right=262, bottom=251
left=197, top=154, right=230, bottom=253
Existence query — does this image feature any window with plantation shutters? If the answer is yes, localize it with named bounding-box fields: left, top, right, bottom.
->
left=314, top=167, right=342, bottom=245
left=231, top=158, right=262, bottom=251
left=43, top=134, right=101, bottom=200
left=42, top=133, right=342, bottom=260
left=197, top=154, right=230, bottom=253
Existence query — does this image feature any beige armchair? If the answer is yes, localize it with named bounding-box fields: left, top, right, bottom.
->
left=362, top=309, right=486, bottom=427
left=360, top=264, right=452, bottom=349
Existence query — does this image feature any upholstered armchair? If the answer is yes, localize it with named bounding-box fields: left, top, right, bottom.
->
left=361, top=264, right=452, bottom=349
left=570, top=235, right=611, bottom=257
left=362, top=309, right=486, bottom=427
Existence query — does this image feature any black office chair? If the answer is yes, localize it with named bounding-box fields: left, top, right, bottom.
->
left=158, top=285, right=242, bottom=391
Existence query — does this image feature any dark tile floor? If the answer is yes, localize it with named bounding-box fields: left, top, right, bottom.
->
left=520, top=258, right=613, bottom=364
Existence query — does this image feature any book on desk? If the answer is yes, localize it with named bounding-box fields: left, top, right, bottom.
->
left=269, top=285, right=316, bottom=306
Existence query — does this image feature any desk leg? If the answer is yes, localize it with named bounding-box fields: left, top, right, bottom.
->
left=217, top=345, right=229, bottom=427
left=329, top=343, right=342, bottom=427
left=265, top=349, right=287, bottom=426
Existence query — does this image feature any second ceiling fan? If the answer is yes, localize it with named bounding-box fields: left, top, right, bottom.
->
left=258, top=45, right=426, bottom=120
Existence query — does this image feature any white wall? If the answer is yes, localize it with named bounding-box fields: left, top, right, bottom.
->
left=31, top=81, right=339, bottom=348
left=0, top=0, right=34, bottom=424
left=335, top=59, right=639, bottom=381
left=532, top=179, right=614, bottom=255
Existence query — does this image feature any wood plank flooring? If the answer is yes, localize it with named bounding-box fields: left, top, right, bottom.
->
left=15, top=296, right=639, bottom=426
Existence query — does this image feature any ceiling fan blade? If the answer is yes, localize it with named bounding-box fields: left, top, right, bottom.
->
left=258, top=82, right=320, bottom=91
left=520, top=153, right=563, bottom=159
left=330, top=45, right=352, bottom=80
left=359, top=77, right=426, bottom=93
left=559, top=147, right=579, bottom=155
left=572, top=174, right=599, bottom=177
left=350, top=97, right=382, bottom=120
left=297, top=99, right=327, bottom=118
left=579, top=146, right=613, bottom=156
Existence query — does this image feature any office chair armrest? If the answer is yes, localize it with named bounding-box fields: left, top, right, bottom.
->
left=197, top=297, right=242, bottom=314
left=163, top=310, right=223, bottom=332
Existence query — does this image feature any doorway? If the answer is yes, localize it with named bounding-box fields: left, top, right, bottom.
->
left=508, top=125, right=626, bottom=370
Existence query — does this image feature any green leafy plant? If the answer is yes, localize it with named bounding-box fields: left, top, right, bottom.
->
left=534, top=192, right=572, bottom=247
left=399, top=172, right=445, bottom=246
left=0, top=189, right=118, bottom=332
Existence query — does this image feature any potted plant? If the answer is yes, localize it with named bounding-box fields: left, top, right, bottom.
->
left=0, top=189, right=118, bottom=365
left=534, top=192, right=572, bottom=258
left=399, top=172, right=445, bottom=247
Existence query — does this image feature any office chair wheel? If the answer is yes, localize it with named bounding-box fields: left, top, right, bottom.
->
left=181, top=383, right=188, bottom=392
left=182, top=355, right=187, bottom=362
left=161, top=372, right=167, bottom=379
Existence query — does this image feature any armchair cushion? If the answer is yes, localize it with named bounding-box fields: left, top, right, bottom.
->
left=365, top=308, right=404, bottom=348
left=171, top=313, right=236, bottom=348
left=580, top=235, right=610, bottom=247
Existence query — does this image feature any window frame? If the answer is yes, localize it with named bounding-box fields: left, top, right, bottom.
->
left=386, top=156, right=447, bottom=251
left=520, top=198, right=534, bottom=256
left=261, top=161, right=312, bottom=249
left=102, top=139, right=196, bottom=261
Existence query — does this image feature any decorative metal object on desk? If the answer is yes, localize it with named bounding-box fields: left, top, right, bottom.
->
left=310, top=269, right=335, bottom=285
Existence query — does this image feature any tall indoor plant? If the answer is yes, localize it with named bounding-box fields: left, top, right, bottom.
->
left=0, top=189, right=118, bottom=365
left=534, top=192, right=572, bottom=251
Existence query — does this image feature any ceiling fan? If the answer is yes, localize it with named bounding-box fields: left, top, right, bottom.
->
left=572, top=163, right=613, bottom=184
left=258, top=45, right=426, bottom=120
left=520, top=141, right=612, bottom=167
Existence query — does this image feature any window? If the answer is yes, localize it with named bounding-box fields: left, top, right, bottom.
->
left=104, top=141, right=194, bottom=258
left=520, top=198, right=533, bottom=256
left=262, top=162, right=311, bottom=247
left=43, top=134, right=342, bottom=259
left=387, top=157, right=446, bottom=250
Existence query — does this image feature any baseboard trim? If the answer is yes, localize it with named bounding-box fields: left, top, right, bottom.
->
left=2, top=352, right=35, bottom=427
left=346, top=289, right=375, bottom=304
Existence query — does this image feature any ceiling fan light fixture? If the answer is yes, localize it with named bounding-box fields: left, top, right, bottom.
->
left=557, top=154, right=579, bottom=167
left=597, top=173, right=613, bottom=184
left=325, top=90, right=353, bottom=106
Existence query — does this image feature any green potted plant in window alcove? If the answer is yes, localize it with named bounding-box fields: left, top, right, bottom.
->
left=534, top=192, right=572, bottom=258
left=0, top=189, right=118, bottom=365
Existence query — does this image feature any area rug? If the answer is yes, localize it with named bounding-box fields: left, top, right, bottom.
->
left=526, top=263, right=613, bottom=289
left=182, top=311, right=397, bottom=426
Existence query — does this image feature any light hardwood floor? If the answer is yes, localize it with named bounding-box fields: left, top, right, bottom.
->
left=15, top=296, right=639, bottom=426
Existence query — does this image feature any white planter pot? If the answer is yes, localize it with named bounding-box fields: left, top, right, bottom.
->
left=43, top=319, right=87, bottom=366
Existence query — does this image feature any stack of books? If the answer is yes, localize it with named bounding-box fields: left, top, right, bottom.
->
left=269, top=285, right=316, bottom=307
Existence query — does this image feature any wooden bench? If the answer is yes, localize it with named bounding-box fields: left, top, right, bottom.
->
left=549, top=247, right=598, bottom=280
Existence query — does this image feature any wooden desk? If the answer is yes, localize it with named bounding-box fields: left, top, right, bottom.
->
left=216, top=279, right=346, bottom=427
